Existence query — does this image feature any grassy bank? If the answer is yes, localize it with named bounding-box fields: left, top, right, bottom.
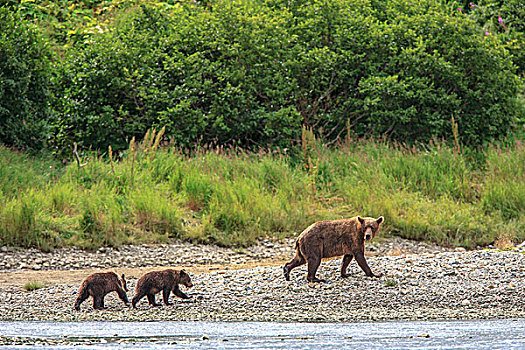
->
left=0, top=134, right=523, bottom=250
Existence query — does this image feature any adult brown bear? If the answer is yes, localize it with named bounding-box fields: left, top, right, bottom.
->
left=283, top=216, right=384, bottom=282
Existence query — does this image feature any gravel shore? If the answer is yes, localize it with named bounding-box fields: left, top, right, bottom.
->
left=1, top=237, right=524, bottom=322
left=0, top=236, right=451, bottom=272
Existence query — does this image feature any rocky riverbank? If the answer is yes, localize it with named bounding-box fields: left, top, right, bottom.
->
left=0, top=236, right=451, bottom=272
left=1, top=237, right=524, bottom=322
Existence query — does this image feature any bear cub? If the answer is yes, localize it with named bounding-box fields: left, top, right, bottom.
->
left=132, top=269, right=193, bottom=308
left=283, top=216, right=384, bottom=282
left=74, top=272, right=129, bottom=311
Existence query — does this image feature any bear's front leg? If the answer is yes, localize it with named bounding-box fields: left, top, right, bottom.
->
left=173, top=285, right=190, bottom=299
left=306, top=256, right=326, bottom=283
left=354, top=251, right=382, bottom=278
left=340, top=254, right=354, bottom=278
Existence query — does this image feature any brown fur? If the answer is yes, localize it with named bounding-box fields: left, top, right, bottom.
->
left=74, top=272, right=129, bottom=311
left=283, top=216, right=384, bottom=282
left=132, top=269, right=193, bottom=308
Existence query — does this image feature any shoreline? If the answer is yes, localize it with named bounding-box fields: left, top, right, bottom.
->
left=1, top=238, right=524, bottom=322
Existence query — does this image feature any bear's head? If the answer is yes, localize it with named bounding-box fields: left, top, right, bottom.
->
left=357, top=216, right=384, bottom=241
left=179, top=269, right=193, bottom=288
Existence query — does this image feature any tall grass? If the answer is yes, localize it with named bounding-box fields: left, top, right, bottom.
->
left=0, top=137, right=523, bottom=250
left=482, top=141, right=525, bottom=220
left=0, top=147, right=61, bottom=197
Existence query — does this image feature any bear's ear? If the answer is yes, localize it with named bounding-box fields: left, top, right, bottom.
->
left=376, top=216, right=384, bottom=225
left=357, top=216, right=365, bottom=225
left=180, top=269, right=186, bottom=274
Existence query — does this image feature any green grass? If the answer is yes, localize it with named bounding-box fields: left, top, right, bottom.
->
left=0, top=137, right=524, bottom=250
left=0, top=147, right=61, bottom=198
left=384, top=279, right=398, bottom=287
left=23, top=281, right=45, bottom=291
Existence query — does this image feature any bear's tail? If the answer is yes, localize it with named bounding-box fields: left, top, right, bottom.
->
left=293, top=239, right=305, bottom=261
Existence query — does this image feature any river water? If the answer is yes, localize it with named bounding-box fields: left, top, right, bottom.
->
left=1, top=319, right=524, bottom=349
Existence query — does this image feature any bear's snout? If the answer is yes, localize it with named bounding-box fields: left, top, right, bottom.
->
left=364, top=226, right=374, bottom=241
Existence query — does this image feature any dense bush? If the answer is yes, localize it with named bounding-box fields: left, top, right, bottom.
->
left=273, top=0, right=522, bottom=144
left=0, top=7, right=52, bottom=149
left=52, top=2, right=301, bottom=151
left=51, top=0, right=522, bottom=151
left=450, top=0, right=524, bottom=77
left=12, top=0, right=124, bottom=46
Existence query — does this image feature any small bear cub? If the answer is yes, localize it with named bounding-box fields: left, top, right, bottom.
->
left=74, top=272, right=129, bottom=311
left=132, top=269, right=193, bottom=308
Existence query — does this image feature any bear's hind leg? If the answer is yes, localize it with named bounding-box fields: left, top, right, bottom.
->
left=147, top=293, right=161, bottom=307
left=283, top=253, right=305, bottom=281
left=162, top=288, right=172, bottom=305
left=306, top=256, right=324, bottom=283
left=74, top=288, right=89, bottom=311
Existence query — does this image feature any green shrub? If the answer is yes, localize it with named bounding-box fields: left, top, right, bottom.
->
left=51, top=0, right=522, bottom=152
left=0, top=8, right=52, bottom=149
left=452, top=0, right=524, bottom=77
left=12, top=0, right=124, bottom=47
left=281, top=0, right=521, bottom=144
left=52, top=2, right=301, bottom=151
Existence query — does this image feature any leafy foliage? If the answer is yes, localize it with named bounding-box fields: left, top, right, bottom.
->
left=276, top=0, right=521, bottom=144
left=0, top=7, right=52, bottom=149
left=448, top=0, right=524, bottom=76
left=52, top=2, right=302, bottom=151
left=9, top=0, right=127, bottom=47
left=51, top=0, right=522, bottom=152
